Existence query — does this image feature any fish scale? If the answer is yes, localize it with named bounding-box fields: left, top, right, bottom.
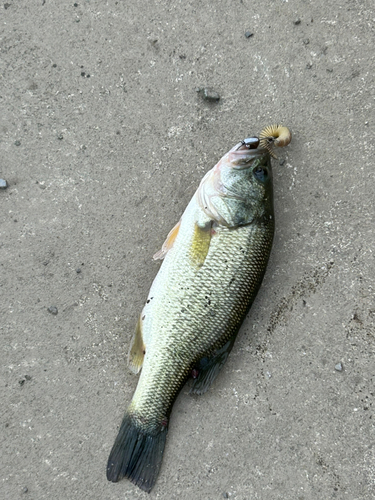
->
left=107, top=128, right=291, bottom=492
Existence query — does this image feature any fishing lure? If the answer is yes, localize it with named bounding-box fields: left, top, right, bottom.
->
left=259, top=124, right=292, bottom=158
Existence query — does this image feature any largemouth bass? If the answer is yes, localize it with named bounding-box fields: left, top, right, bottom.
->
left=107, top=126, right=291, bottom=492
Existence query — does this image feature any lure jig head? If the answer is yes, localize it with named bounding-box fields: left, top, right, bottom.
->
left=234, top=137, right=260, bottom=151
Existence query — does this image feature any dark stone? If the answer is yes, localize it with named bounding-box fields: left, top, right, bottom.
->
left=15, top=140, right=21, bottom=146
left=245, top=31, right=253, bottom=38
left=47, top=306, right=58, bottom=315
left=198, top=87, right=220, bottom=102
left=294, top=18, right=301, bottom=25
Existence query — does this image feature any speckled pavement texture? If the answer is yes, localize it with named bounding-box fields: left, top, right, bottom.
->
left=1, top=1, right=374, bottom=499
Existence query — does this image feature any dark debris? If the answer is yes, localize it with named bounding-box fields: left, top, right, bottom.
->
left=197, top=87, right=220, bottom=103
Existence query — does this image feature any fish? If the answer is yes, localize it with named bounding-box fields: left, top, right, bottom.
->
left=106, top=126, right=291, bottom=492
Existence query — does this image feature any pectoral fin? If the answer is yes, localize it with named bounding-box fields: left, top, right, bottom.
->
left=153, top=220, right=181, bottom=260
left=190, top=336, right=236, bottom=395
left=127, top=317, right=145, bottom=374
left=189, top=222, right=212, bottom=269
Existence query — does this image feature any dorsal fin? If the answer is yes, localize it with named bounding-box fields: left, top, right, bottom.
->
left=190, top=336, right=236, bottom=395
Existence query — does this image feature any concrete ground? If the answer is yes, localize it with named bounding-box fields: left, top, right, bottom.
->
left=1, top=1, right=374, bottom=499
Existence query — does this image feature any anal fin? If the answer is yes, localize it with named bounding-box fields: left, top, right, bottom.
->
left=127, top=317, right=145, bottom=374
left=190, top=336, right=236, bottom=395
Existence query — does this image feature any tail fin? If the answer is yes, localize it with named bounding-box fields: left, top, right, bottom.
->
left=106, top=413, right=167, bottom=493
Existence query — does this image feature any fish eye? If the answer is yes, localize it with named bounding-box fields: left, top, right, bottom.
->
left=253, top=166, right=268, bottom=181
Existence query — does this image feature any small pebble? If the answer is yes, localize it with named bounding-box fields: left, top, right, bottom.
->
left=303, top=38, right=310, bottom=45
left=22, top=487, right=28, bottom=493
left=223, top=493, right=229, bottom=499
left=279, top=159, right=285, bottom=166
left=57, top=134, right=63, bottom=140
left=306, top=62, right=313, bottom=69
left=4, top=3, right=11, bottom=9
left=76, top=268, right=81, bottom=273
left=52, top=63, right=57, bottom=68
left=326, top=68, right=333, bottom=73
left=244, top=31, right=253, bottom=38
left=294, top=18, right=301, bottom=25
left=15, top=140, right=21, bottom=146
left=19, top=379, right=25, bottom=386
left=0, top=179, right=8, bottom=189
left=25, top=375, right=32, bottom=381
left=198, top=87, right=220, bottom=103
left=335, top=363, right=343, bottom=372
left=47, top=306, right=58, bottom=315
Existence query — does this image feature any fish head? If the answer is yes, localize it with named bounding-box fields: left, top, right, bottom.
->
left=197, top=142, right=274, bottom=228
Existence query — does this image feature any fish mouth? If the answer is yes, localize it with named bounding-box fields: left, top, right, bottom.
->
left=228, top=143, right=269, bottom=170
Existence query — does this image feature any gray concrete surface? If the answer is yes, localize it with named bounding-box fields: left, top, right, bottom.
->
left=1, top=1, right=374, bottom=499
